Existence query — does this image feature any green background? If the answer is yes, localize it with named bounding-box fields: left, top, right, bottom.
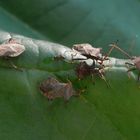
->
left=0, top=0, right=139, bottom=140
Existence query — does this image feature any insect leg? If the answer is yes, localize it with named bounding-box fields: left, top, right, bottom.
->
left=104, top=45, right=115, bottom=59
left=9, top=60, right=23, bottom=71
left=98, top=69, right=111, bottom=88
left=104, top=43, right=132, bottom=61
left=100, top=45, right=115, bottom=64
left=91, top=74, right=95, bottom=84
left=110, top=44, right=132, bottom=58
left=2, top=56, right=22, bottom=71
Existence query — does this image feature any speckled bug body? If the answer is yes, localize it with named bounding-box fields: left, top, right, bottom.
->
left=0, top=38, right=25, bottom=57
left=75, top=61, right=105, bottom=79
left=72, top=43, right=102, bottom=61
left=39, top=77, right=79, bottom=101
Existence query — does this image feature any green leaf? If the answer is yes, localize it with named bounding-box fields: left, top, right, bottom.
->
left=0, top=1, right=140, bottom=140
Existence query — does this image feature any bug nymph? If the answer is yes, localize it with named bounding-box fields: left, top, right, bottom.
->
left=75, top=61, right=109, bottom=86
left=75, top=61, right=96, bottom=79
left=39, top=77, right=80, bottom=101
left=0, top=38, right=25, bottom=57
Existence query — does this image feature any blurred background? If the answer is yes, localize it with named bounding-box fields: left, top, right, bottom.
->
left=0, top=1, right=140, bottom=140
left=0, top=0, right=140, bottom=56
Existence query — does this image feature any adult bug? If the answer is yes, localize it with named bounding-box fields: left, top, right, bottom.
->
left=0, top=38, right=25, bottom=57
left=72, top=43, right=103, bottom=62
left=0, top=38, right=25, bottom=69
left=39, top=77, right=81, bottom=101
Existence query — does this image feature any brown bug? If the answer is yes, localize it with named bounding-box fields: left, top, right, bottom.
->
left=72, top=43, right=103, bottom=61
left=75, top=61, right=101, bottom=79
left=0, top=38, right=25, bottom=57
left=0, top=38, right=25, bottom=69
left=75, top=61, right=108, bottom=86
left=39, top=77, right=81, bottom=101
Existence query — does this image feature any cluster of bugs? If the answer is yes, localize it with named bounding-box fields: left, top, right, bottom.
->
left=72, top=43, right=110, bottom=84
left=39, top=42, right=140, bottom=101
left=39, top=77, right=83, bottom=101
left=1, top=38, right=137, bottom=101
left=72, top=43, right=140, bottom=83
left=0, top=38, right=139, bottom=101
left=72, top=44, right=105, bottom=76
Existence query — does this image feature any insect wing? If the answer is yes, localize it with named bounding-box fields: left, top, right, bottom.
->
left=8, top=43, right=25, bottom=57
left=73, top=43, right=102, bottom=57
left=73, top=43, right=93, bottom=54
left=89, top=48, right=102, bottom=57
left=40, top=77, right=76, bottom=101
left=0, top=43, right=25, bottom=57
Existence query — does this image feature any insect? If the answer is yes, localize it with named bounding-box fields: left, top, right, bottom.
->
left=106, top=43, right=140, bottom=81
left=72, top=42, right=132, bottom=85
left=0, top=38, right=25, bottom=69
left=76, top=61, right=94, bottom=79
left=75, top=61, right=109, bottom=86
left=72, top=43, right=110, bottom=86
left=0, top=38, right=25, bottom=57
left=39, top=77, right=81, bottom=101
left=72, top=43, right=103, bottom=62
